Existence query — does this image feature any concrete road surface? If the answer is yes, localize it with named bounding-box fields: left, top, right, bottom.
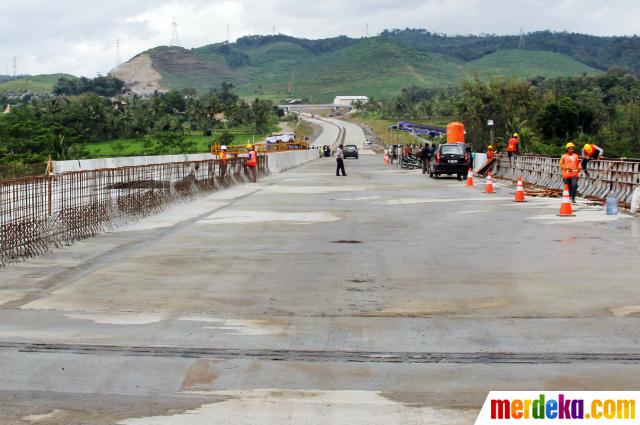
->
left=1, top=121, right=640, bottom=424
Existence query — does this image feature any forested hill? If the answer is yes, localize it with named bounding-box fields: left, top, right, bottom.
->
left=379, top=29, right=640, bottom=73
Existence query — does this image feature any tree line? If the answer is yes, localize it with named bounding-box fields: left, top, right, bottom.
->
left=0, top=80, right=277, bottom=163
left=358, top=69, right=640, bottom=158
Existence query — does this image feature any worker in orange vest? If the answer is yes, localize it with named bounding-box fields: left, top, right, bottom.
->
left=581, top=143, right=604, bottom=178
left=506, top=133, right=519, bottom=164
left=560, top=142, right=581, bottom=203
left=219, top=145, right=229, bottom=181
left=246, top=144, right=258, bottom=183
left=486, top=145, right=496, bottom=161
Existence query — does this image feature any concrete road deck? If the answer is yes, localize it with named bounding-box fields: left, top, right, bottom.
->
left=1, top=129, right=640, bottom=423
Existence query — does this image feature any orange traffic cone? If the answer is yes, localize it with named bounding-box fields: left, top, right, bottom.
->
left=466, top=169, right=474, bottom=186
left=514, top=177, right=526, bottom=202
left=384, top=154, right=389, bottom=164
left=558, top=184, right=576, bottom=217
left=485, top=172, right=495, bottom=194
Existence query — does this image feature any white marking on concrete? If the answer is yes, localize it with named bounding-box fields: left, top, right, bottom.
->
left=528, top=211, right=630, bottom=223
left=456, top=210, right=493, bottom=215
left=64, top=312, right=167, bottom=325
left=179, top=316, right=288, bottom=336
left=22, top=409, right=62, bottom=422
left=381, top=197, right=511, bottom=205
left=338, top=196, right=381, bottom=201
left=112, top=201, right=229, bottom=232
left=0, top=290, right=32, bottom=306
left=611, top=306, right=640, bottom=317
left=259, top=185, right=366, bottom=194
left=119, top=389, right=475, bottom=425
left=199, top=210, right=339, bottom=224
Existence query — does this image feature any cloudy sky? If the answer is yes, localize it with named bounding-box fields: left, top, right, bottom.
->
left=1, top=0, right=637, bottom=77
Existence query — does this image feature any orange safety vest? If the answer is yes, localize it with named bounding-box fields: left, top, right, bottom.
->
left=247, top=150, right=257, bottom=167
left=584, top=145, right=600, bottom=158
left=219, top=151, right=228, bottom=161
left=487, top=150, right=495, bottom=160
left=507, top=138, right=518, bottom=153
left=560, top=153, right=581, bottom=179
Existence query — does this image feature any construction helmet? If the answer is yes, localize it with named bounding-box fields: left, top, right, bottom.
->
left=566, top=142, right=576, bottom=149
left=220, top=145, right=227, bottom=150
left=246, top=144, right=253, bottom=149
left=488, top=145, right=494, bottom=150
left=584, top=143, right=593, bottom=153
left=513, top=133, right=519, bottom=138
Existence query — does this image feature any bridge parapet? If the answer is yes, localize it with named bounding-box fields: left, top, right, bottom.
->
left=490, top=155, right=640, bottom=205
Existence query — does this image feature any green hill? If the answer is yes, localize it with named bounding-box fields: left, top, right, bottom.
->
left=464, top=50, right=599, bottom=79
left=0, top=74, right=76, bottom=93
left=107, top=30, right=640, bottom=101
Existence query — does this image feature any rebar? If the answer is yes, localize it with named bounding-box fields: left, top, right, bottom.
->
left=0, top=156, right=268, bottom=267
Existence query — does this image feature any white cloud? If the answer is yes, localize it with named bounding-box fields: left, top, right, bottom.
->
left=0, top=0, right=636, bottom=77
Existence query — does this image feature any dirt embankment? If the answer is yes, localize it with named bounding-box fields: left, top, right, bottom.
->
left=110, top=54, right=166, bottom=96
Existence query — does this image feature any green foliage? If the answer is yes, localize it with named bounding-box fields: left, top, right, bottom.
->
left=219, top=131, right=234, bottom=145
left=53, top=75, right=125, bottom=97
left=364, top=69, right=640, bottom=157
left=0, top=82, right=278, bottom=163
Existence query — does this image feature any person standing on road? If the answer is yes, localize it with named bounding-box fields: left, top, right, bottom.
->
left=219, top=145, right=229, bottom=181
left=560, top=142, right=581, bottom=203
left=581, top=143, right=604, bottom=177
left=419, top=143, right=431, bottom=174
left=246, top=144, right=258, bottom=183
left=336, top=144, right=347, bottom=176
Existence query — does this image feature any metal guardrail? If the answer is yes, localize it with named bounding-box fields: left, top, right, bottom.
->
left=491, top=155, right=640, bottom=205
left=0, top=155, right=268, bottom=266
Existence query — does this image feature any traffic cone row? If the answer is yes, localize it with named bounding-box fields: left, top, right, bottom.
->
left=466, top=171, right=576, bottom=218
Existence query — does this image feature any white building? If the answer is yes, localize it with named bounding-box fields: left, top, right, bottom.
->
left=333, top=96, right=369, bottom=108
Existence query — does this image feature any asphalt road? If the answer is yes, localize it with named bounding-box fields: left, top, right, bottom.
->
left=1, top=120, right=640, bottom=424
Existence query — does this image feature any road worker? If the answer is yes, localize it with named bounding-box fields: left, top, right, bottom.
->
left=506, top=133, right=519, bottom=164
left=486, top=145, right=496, bottom=161
left=581, top=143, right=604, bottom=178
left=219, top=145, right=229, bottom=181
left=560, top=142, right=581, bottom=203
left=246, top=144, right=257, bottom=183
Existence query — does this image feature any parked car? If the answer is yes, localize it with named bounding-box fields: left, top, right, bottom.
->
left=344, top=145, right=359, bottom=159
left=429, top=142, right=470, bottom=180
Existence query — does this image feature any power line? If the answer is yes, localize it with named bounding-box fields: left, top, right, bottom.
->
left=12, top=56, right=16, bottom=76
left=366, top=23, right=369, bottom=38
left=170, top=21, right=180, bottom=47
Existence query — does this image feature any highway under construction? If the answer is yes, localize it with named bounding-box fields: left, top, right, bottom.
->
left=1, top=118, right=640, bottom=424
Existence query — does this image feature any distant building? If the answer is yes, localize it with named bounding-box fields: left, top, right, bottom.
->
left=333, top=96, right=369, bottom=108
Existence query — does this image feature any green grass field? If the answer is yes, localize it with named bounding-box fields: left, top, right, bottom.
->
left=78, top=132, right=267, bottom=159
left=0, top=74, right=75, bottom=93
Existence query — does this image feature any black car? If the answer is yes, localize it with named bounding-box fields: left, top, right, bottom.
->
left=344, top=145, right=359, bottom=159
left=429, top=143, right=471, bottom=180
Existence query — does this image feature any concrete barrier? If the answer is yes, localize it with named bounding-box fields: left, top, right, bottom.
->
left=53, top=150, right=318, bottom=176
left=266, top=150, right=318, bottom=174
